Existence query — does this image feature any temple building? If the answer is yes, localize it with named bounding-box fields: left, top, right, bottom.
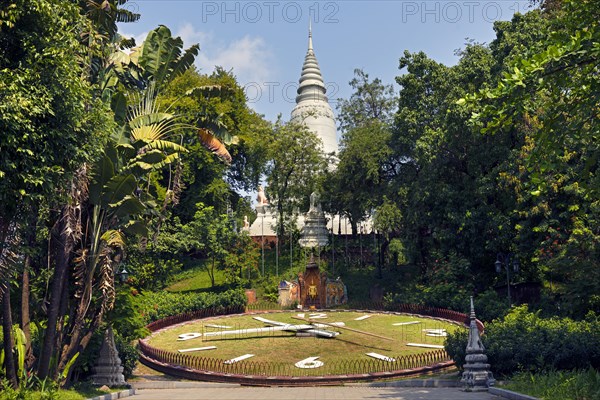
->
left=247, top=27, right=372, bottom=242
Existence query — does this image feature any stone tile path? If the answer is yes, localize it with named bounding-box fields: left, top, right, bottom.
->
left=131, top=386, right=501, bottom=400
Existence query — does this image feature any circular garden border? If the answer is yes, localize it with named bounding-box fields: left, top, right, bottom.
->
left=138, top=304, right=483, bottom=386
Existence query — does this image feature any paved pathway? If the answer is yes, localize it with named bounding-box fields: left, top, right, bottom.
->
left=132, top=386, right=501, bottom=400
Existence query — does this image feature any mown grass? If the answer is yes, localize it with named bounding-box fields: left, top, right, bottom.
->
left=147, top=311, right=462, bottom=363
left=166, top=262, right=228, bottom=292
left=0, top=382, right=126, bottom=400
left=164, top=246, right=417, bottom=304
left=503, top=369, right=600, bottom=400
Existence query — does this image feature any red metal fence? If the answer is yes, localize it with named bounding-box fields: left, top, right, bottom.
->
left=146, top=305, right=245, bottom=332
left=139, top=339, right=451, bottom=377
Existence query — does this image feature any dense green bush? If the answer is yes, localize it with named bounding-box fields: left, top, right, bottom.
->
left=446, top=306, right=600, bottom=376
left=135, top=288, right=247, bottom=323
left=125, top=257, right=183, bottom=291
left=445, top=328, right=468, bottom=371
left=383, top=251, right=482, bottom=314
left=114, top=333, right=138, bottom=379
left=107, top=289, right=150, bottom=341
left=470, top=289, right=511, bottom=323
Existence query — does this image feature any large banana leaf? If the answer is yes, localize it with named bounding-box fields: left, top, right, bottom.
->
left=198, top=128, right=232, bottom=164
left=138, top=25, right=199, bottom=88
left=109, top=195, right=145, bottom=218
left=123, top=219, right=148, bottom=236
left=143, top=139, right=187, bottom=153
left=100, top=173, right=136, bottom=207
left=100, top=229, right=126, bottom=247
left=90, top=154, right=115, bottom=206
left=128, top=112, right=175, bottom=131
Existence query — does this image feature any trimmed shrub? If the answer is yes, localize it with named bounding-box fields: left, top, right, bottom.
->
left=446, top=306, right=600, bottom=376
left=135, top=288, right=247, bottom=323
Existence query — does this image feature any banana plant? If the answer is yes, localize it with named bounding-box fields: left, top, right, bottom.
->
left=55, top=24, right=236, bottom=380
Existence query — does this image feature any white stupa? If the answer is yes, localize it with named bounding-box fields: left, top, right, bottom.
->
left=290, top=24, right=338, bottom=157
left=249, top=26, right=360, bottom=241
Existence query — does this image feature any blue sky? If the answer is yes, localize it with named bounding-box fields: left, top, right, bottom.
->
left=119, top=1, right=531, bottom=123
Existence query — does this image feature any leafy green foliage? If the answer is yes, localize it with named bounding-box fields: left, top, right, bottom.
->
left=325, top=70, right=396, bottom=235
left=0, top=0, right=111, bottom=214
left=223, top=232, right=260, bottom=286
left=155, top=67, right=270, bottom=227
left=138, top=25, right=199, bottom=91
left=113, top=333, right=138, bottom=379
left=446, top=306, right=600, bottom=376
left=126, top=258, right=182, bottom=291
left=458, top=0, right=600, bottom=317
left=336, top=69, right=397, bottom=132
left=265, top=120, right=327, bottom=236
left=504, top=368, right=600, bottom=400
left=135, top=289, right=247, bottom=323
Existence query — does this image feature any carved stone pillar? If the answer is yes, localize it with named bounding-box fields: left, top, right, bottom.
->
left=91, top=326, right=126, bottom=387
left=461, top=296, right=495, bottom=391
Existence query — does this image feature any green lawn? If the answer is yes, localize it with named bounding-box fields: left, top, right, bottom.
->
left=166, top=263, right=228, bottom=292
left=147, top=311, right=462, bottom=363
left=0, top=383, right=127, bottom=400
left=164, top=247, right=418, bottom=304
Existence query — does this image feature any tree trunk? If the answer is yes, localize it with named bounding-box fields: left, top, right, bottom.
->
left=54, top=270, right=71, bottom=380
left=37, top=214, right=72, bottom=380
left=350, top=218, right=358, bottom=237
left=2, top=280, right=18, bottom=388
left=57, top=273, right=95, bottom=379
left=0, top=218, right=18, bottom=387
left=210, top=256, right=215, bottom=287
left=59, top=306, right=103, bottom=387
left=20, top=215, right=38, bottom=369
left=20, top=256, right=33, bottom=368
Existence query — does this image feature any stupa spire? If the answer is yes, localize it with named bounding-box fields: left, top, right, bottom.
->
left=308, top=20, right=313, bottom=52
left=295, top=25, right=327, bottom=104
left=290, top=24, right=339, bottom=157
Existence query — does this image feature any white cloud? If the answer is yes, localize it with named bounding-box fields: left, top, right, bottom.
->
left=175, top=23, right=274, bottom=85
left=176, top=23, right=212, bottom=49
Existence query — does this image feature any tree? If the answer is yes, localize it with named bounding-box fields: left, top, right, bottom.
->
left=461, top=0, right=600, bottom=315
left=183, top=204, right=233, bottom=287
left=0, top=0, right=114, bottom=385
left=324, top=70, right=397, bottom=235
left=337, top=69, right=396, bottom=132
left=326, top=121, right=392, bottom=235
left=157, top=67, right=271, bottom=224
left=265, top=120, right=327, bottom=236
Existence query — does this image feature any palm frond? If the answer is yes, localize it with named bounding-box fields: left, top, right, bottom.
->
left=198, top=128, right=232, bottom=164
left=143, top=139, right=188, bottom=153
left=63, top=165, right=89, bottom=245
left=98, top=245, right=116, bottom=314
left=100, top=229, right=126, bottom=248
left=72, top=248, right=89, bottom=299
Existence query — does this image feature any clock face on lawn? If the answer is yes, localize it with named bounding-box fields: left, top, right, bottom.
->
left=147, top=311, right=462, bottom=366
